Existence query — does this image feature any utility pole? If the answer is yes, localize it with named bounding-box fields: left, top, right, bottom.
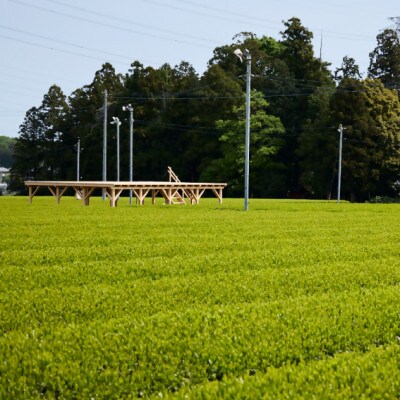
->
left=337, top=124, right=344, bottom=203
left=123, top=104, right=134, bottom=204
left=76, top=138, right=80, bottom=181
left=110, top=117, right=121, bottom=181
left=102, top=90, right=108, bottom=200
left=234, top=48, right=252, bottom=211
left=244, top=51, right=251, bottom=211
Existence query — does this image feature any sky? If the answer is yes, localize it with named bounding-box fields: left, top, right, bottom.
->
left=0, top=0, right=398, bottom=138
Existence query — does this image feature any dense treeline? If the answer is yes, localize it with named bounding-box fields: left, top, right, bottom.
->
left=10, top=18, right=400, bottom=201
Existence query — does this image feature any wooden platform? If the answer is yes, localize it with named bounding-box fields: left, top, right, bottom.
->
left=24, top=180, right=227, bottom=207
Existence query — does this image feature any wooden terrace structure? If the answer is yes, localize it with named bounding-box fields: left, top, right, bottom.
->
left=25, top=180, right=226, bottom=207
left=25, top=166, right=226, bottom=207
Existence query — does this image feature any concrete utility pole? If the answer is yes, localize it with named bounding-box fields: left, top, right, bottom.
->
left=110, top=117, right=121, bottom=181
left=244, top=50, right=251, bottom=211
left=102, top=90, right=108, bottom=200
left=337, top=124, right=345, bottom=203
left=234, top=48, right=252, bottom=211
left=76, top=138, right=80, bottom=181
left=123, top=104, right=134, bottom=204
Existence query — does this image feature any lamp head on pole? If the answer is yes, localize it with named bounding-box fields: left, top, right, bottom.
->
left=234, top=48, right=251, bottom=63
left=234, top=48, right=243, bottom=62
left=122, top=104, right=133, bottom=112
left=110, top=116, right=121, bottom=126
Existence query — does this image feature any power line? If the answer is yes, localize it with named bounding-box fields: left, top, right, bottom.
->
left=42, top=0, right=216, bottom=45
left=175, top=0, right=282, bottom=27
left=0, top=33, right=125, bottom=65
left=0, top=64, right=83, bottom=85
left=142, top=0, right=375, bottom=42
left=140, top=0, right=276, bottom=30
left=0, top=25, right=134, bottom=62
left=9, top=0, right=212, bottom=50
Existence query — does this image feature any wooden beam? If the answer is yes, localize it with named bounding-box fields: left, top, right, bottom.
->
left=47, top=186, right=57, bottom=198
left=56, top=186, right=68, bottom=204
left=158, top=188, right=174, bottom=205
left=132, top=188, right=150, bottom=205
left=211, top=187, right=223, bottom=204
left=191, top=188, right=206, bottom=204
left=105, top=188, right=124, bottom=207
left=81, top=187, right=95, bottom=206
left=28, top=185, right=40, bottom=204
left=151, top=189, right=159, bottom=204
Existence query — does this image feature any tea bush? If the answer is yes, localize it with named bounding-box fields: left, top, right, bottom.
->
left=0, top=197, right=399, bottom=398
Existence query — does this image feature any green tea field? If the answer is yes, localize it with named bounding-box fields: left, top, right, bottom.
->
left=1, top=196, right=400, bottom=399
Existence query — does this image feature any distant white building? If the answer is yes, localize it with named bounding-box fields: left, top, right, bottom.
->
left=0, top=167, right=10, bottom=182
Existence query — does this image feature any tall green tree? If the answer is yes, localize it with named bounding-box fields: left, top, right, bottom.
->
left=66, top=63, right=124, bottom=181
left=335, top=56, right=362, bottom=82
left=40, top=85, right=69, bottom=179
left=208, top=90, right=285, bottom=197
left=277, top=18, right=334, bottom=193
left=297, top=86, right=337, bottom=198
left=331, top=78, right=400, bottom=200
left=10, top=107, right=44, bottom=192
left=123, top=61, right=202, bottom=181
left=11, top=85, right=68, bottom=191
left=298, top=56, right=362, bottom=199
left=368, top=29, right=400, bottom=90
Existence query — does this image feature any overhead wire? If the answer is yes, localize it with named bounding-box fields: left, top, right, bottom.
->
left=0, top=33, right=125, bottom=66
left=140, top=0, right=279, bottom=30
left=42, top=0, right=216, bottom=45
left=9, top=0, right=213, bottom=49
left=133, top=119, right=342, bottom=140
left=0, top=25, right=134, bottom=62
left=174, top=0, right=282, bottom=26
left=142, top=0, right=375, bottom=42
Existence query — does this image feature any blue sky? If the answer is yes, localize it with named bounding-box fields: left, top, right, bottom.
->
left=1, top=0, right=398, bottom=137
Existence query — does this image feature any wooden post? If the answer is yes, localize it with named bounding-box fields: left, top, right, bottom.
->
left=109, top=188, right=116, bottom=207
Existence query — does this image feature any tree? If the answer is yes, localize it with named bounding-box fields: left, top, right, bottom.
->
left=335, top=56, right=362, bottom=82
left=331, top=78, right=400, bottom=200
left=297, top=86, right=337, bottom=198
left=10, top=107, right=46, bottom=192
left=209, top=90, right=285, bottom=197
left=123, top=61, right=203, bottom=181
left=368, top=29, right=400, bottom=89
left=11, top=85, right=69, bottom=192
left=39, top=85, right=69, bottom=179
left=277, top=18, right=334, bottom=194
left=66, top=63, right=124, bottom=181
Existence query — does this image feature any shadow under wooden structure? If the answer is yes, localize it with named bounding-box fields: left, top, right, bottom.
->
left=25, top=167, right=227, bottom=207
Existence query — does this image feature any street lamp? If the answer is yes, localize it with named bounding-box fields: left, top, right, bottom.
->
left=110, top=117, right=121, bottom=181
left=76, top=137, right=81, bottom=181
left=234, top=48, right=251, bottom=211
left=337, top=124, right=345, bottom=203
left=122, top=104, right=134, bottom=204
left=102, top=90, right=107, bottom=200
